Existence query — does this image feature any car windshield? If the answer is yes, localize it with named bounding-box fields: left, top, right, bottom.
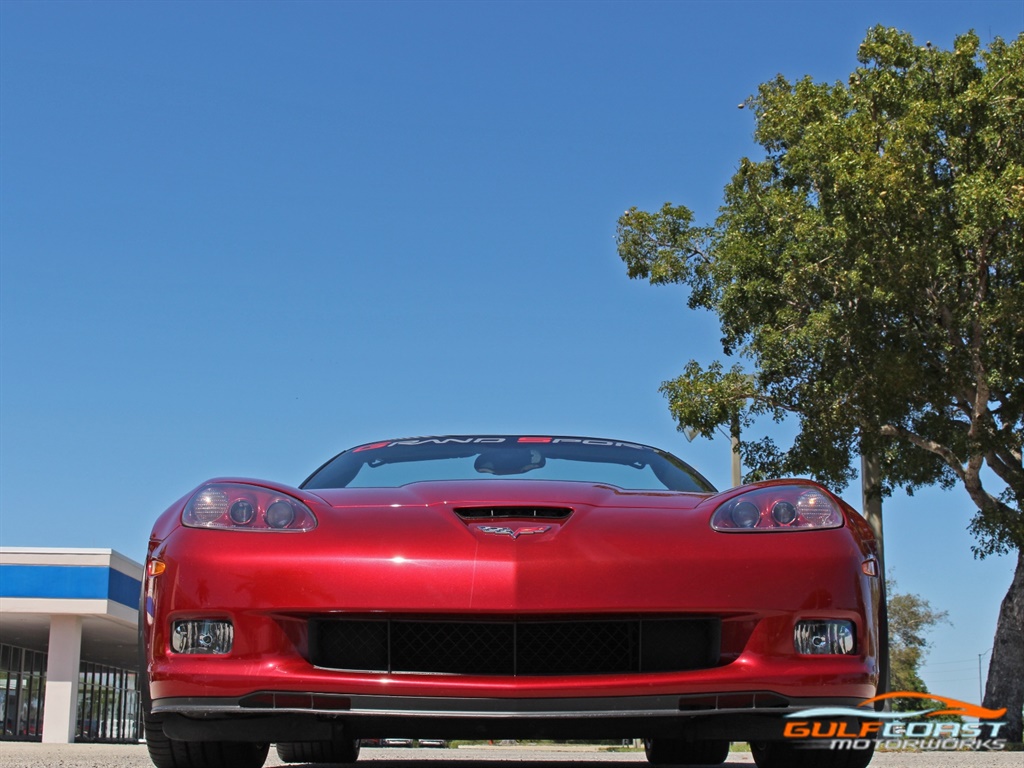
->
left=302, top=436, right=716, bottom=492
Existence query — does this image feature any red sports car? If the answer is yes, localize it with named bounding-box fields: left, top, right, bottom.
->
left=142, top=435, right=883, bottom=768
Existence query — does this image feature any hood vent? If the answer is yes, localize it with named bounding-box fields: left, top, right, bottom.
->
left=454, top=506, right=572, bottom=520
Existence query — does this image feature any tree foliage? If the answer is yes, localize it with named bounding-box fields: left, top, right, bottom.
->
left=616, top=27, right=1023, bottom=739
left=617, top=27, right=1023, bottom=556
left=887, top=582, right=950, bottom=709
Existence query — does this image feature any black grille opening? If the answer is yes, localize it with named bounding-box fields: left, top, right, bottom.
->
left=315, top=620, right=389, bottom=672
left=309, top=617, right=720, bottom=676
left=391, top=621, right=515, bottom=675
left=454, top=506, right=573, bottom=519
left=516, top=620, right=635, bottom=675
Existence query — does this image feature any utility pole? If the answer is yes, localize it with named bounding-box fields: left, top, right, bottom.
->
left=979, top=648, right=991, bottom=703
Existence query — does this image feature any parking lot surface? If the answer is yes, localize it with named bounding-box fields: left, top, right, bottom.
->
left=0, top=743, right=1020, bottom=768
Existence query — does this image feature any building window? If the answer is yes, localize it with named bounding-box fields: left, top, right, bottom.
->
left=0, top=644, right=46, bottom=741
left=0, top=644, right=141, bottom=743
left=76, top=661, right=140, bottom=743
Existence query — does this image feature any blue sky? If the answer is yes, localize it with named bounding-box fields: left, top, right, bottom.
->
left=2, top=0, right=1020, bottom=706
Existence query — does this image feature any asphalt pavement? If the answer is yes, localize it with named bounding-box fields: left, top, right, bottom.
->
left=0, top=744, right=1021, bottom=768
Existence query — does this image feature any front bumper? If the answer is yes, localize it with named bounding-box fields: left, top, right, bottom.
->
left=155, top=691, right=872, bottom=742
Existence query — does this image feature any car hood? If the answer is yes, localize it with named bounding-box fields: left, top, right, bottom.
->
left=277, top=481, right=733, bottom=614
left=156, top=478, right=868, bottom=617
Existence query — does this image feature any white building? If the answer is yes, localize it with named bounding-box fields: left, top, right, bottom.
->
left=0, top=547, right=142, bottom=743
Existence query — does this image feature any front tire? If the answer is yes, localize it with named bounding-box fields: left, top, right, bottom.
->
left=751, top=739, right=875, bottom=768
left=143, top=709, right=269, bottom=768
left=644, top=738, right=729, bottom=765
left=276, top=738, right=361, bottom=764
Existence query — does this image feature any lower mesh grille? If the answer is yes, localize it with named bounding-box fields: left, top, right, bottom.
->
left=309, top=617, right=720, bottom=675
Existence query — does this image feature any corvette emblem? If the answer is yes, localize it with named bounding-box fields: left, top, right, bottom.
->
left=476, top=525, right=552, bottom=539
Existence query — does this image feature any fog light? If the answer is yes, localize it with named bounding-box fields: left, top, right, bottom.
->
left=171, top=620, right=233, bottom=654
left=794, top=620, right=855, bottom=655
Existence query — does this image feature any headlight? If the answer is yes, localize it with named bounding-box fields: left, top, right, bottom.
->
left=183, top=483, right=317, bottom=532
left=710, top=484, right=843, bottom=532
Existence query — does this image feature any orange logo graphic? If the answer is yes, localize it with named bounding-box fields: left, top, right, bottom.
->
left=859, top=692, right=1006, bottom=720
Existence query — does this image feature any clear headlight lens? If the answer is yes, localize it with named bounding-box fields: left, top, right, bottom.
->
left=189, top=487, right=230, bottom=525
left=182, top=483, right=317, bottom=532
left=710, top=484, right=844, bottom=532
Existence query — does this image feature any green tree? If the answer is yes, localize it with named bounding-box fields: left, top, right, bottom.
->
left=887, top=583, right=950, bottom=710
left=616, top=27, right=1023, bottom=741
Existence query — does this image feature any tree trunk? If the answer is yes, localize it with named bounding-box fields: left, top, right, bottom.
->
left=730, top=413, right=742, bottom=487
left=860, top=453, right=888, bottom=698
left=860, top=453, right=884, bottom=573
left=982, top=548, right=1024, bottom=744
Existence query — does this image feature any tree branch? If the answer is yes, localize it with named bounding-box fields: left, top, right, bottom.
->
left=987, top=449, right=1024, bottom=494
left=880, top=423, right=966, bottom=480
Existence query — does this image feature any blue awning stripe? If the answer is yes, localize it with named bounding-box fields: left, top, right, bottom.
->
left=0, top=565, right=141, bottom=610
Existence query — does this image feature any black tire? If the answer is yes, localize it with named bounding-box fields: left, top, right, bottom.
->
left=142, top=708, right=177, bottom=768
left=751, top=739, right=875, bottom=768
left=143, top=708, right=268, bottom=768
left=276, top=738, right=361, bottom=764
left=644, top=738, right=730, bottom=765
